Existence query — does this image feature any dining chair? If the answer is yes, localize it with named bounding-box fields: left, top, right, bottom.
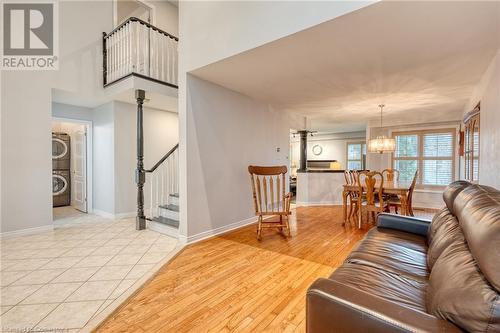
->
left=248, top=165, right=292, bottom=240
left=382, top=168, right=400, bottom=181
left=389, top=170, right=418, bottom=216
left=356, top=171, right=390, bottom=227
left=344, top=170, right=359, bottom=220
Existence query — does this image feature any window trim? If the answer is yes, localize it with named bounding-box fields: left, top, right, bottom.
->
left=346, top=141, right=366, bottom=170
left=463, top=106, right=480, bottom=183
left=391, top=128, right=456, bottom=189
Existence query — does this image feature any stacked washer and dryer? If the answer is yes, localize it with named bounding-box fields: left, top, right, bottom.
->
left=52, top=133, right=71, bottom=207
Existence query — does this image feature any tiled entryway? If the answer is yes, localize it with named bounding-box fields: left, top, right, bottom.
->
left=0, top=213, right=180, bottom=332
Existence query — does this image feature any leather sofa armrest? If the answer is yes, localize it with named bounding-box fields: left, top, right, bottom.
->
left=377, top=213, right=431, bottom=236
left=306, top=278, right=462, bottom=333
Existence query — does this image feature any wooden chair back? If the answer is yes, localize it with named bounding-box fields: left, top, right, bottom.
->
left=248, top=165, right=289, bottom=215
left=358, top=171, right=385, bottom=208
left=382, top=168, right=400, bottom=181
left=344, top=170, right=355, bottom=185
left=407, top=170, right=418, bottom=214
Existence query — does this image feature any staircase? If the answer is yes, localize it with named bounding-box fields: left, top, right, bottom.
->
left=145, top=144, right=180, bottom=238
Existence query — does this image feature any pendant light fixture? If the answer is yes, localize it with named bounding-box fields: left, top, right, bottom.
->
left=368, top=104, right=396, bottom=154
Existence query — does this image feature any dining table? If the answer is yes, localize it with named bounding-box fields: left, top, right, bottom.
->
left=342, top=180, right=414, bottom=226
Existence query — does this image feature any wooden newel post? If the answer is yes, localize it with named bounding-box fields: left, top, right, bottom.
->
left=135, top=89, right=146, bottom=230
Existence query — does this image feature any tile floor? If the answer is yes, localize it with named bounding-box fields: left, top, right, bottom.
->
left=1, top=209, right=179, bottom=332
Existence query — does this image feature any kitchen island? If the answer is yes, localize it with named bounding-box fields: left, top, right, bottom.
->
left=295, top=170, right=345, bottom=206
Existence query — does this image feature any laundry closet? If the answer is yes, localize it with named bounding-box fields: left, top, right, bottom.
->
left=52, top=121, right=88, bottom=213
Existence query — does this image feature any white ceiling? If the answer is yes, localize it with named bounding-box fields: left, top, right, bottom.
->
left=192, top=1, right=500, bottom=132
left=52, top=76, right=178, bottom=113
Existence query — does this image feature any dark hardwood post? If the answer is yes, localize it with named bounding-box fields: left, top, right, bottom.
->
left=135, top=89, right=146, bottom=230
left=298, top=130, right=308, bottom=172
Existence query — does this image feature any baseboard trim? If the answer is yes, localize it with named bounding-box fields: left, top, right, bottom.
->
left=0, top=224, right=54, bottom=239
left=179, top=215, right=259, bottom=244
left=147, top=220, right=179, bottom=238
left=93, top=210, right=136, bottom=220
left=114, top=212, right=136, bottom=219
left=92, top=209, right=116, bottom=219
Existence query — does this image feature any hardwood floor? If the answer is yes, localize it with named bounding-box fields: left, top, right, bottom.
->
left=95, top=206, right=429, bottom=332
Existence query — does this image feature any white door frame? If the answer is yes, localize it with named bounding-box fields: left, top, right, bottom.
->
left=52, top=117, right=93, bottom=214
left=113, top=0, right=156, bottom=27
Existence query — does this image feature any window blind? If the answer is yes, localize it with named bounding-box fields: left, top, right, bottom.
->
left=346, top=142, right=366, bottom=170
left=392, top=130, right=455, bottom=187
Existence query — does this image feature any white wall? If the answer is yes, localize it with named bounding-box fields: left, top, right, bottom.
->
left=53, top=103, right=94, bottom=122
left=151, top=1, right=178, bottom=36
left=290, top=131, right=366, bottom=169
left=116, top=0, right=178, bottom=36
left=1, top=1, right=114, bottom=233
left=92, top=103, right=116, bottom=215
left=1, top=73, right=52, bottom=233
left=183, top=76, right=290, bottom=240
left=464, top=49, right=500, bottom=189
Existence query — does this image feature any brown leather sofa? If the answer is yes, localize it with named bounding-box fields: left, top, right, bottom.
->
left=306, top=181, right=500, bottom=332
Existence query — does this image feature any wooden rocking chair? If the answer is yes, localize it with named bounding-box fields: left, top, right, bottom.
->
left=248, top=165, right=292, bottom=240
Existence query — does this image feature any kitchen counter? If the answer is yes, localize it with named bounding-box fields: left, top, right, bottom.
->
left=296, top=171, right=345, bottom=206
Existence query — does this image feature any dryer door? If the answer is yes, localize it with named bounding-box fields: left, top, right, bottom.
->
left=53, top=174, right=68, bottom=196
left=52, top=138, right=68, bottom=159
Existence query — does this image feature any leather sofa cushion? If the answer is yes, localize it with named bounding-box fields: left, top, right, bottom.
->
left=330, top=263, right=427, bottom=313
left=427, top=208, right=451, bottom=244
left=346, top=228, right=428, bottom=281
left=426, top=234, right=500, bottom=333
left=442, top=180, right=471, bottom=216
left=453, top=185, right=500, bottom=291
left=427, top=209, right=462, bottom=269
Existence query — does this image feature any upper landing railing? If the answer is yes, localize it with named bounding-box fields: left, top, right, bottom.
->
left=103, top=17, right=178, bottom=88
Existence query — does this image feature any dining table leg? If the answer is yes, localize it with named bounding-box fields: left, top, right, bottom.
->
left=400, top=192, right=408, bottom=216
left=357, top=195, right=362, bottom=229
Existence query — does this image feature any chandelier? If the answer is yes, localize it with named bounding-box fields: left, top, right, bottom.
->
left=368, top=104, right=396, bottom=154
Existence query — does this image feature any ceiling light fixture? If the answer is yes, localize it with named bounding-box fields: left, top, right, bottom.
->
left=368, top=104, right=396, bottom=154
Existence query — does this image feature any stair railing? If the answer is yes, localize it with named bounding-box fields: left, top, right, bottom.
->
left=144, top=143, right=179, bottom=220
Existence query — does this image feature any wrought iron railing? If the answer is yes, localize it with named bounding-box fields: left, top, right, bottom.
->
left=103, top=17, right=178, bottom=88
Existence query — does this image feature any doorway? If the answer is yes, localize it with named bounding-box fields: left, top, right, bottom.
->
left=115, top=0, right=154, bottom=26
left=52, top=118, right=92, bottom=223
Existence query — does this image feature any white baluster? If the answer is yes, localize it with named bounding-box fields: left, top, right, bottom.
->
left=121, top=27, right=125, bottom=77
left=125, top=23, right=130, bottom=75
left=160, top=161, right=164, bottom=206
left=174, top=40, right=178, bottom=85
left=118, top=31, right=122, bottom=78
left=149, top=173, right=153, bottom=218
left=155, top=171, right=159, bottom=217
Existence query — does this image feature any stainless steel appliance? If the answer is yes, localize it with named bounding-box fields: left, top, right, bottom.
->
left=52, top=133, right=70, bottom=170
left=52, top=170, right=70, bottom=207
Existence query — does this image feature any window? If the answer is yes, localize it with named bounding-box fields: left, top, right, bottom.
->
left=464, top=105, right=480, bottom=182
left=346, top=142, right=366, bottom=170
left=392, top=129, right=456, bottom=187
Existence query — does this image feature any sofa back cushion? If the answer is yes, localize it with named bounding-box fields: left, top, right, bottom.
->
left=426, top=209, right=462, bottom=269
left=442, top=180, right=471, bottom=216
left=453, top=185, right=500, bottom=291
left=426, top=236, right=500, bottom=332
